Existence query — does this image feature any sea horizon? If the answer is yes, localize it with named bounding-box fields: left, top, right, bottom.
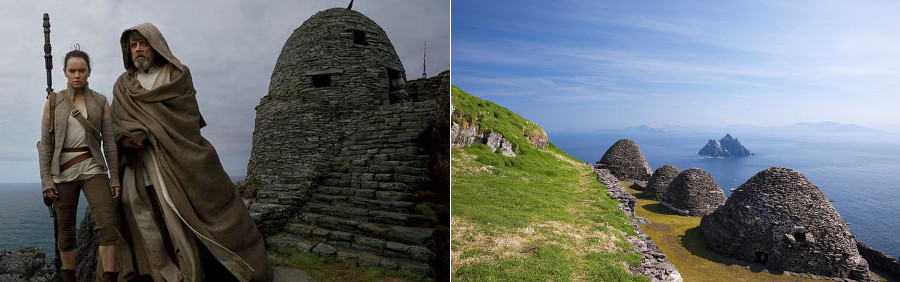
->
left=551, top=129, right=900, bottom=259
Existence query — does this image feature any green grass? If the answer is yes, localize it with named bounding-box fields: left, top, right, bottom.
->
left=451, top=86, right=547, bottom=153
left=269, top=247, right=430, bottom=282
left=451, top=86, right=646, bottom=281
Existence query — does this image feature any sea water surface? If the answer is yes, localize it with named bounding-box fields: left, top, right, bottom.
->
left=0, top=176, right=245, bottom=255
left=0, top=183, right=86, bottom=254
left=551, top=130, right=900, bottom=259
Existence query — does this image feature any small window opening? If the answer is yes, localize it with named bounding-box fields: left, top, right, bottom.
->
left=794, top=232, right=807, bottom=242
left=353, top=30, right=368, bottom=45
left=312, top=74, right=331, bottom=88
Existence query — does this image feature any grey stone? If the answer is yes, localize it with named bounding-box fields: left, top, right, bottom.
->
left=644, top=165, right=680, bottom=201
left=239, top=6, right=445, bottom=278
left=661, top=168, right=725, bottom=217
left=311, top=243, right=337, bottom=257
left=700, top=167, right=873, bottom=280
left=596, top=139, right=652, bottom=181
left=0, top=247, right=55, bottom=282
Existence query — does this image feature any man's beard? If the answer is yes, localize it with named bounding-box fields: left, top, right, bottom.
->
left=134, top=59, right=151, bottom=72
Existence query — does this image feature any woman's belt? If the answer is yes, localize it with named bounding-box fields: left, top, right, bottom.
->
left=60, top=147, right=93, bottom=171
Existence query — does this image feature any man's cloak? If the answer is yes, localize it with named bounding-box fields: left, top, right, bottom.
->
left=111, top=23, right=272, bottom=282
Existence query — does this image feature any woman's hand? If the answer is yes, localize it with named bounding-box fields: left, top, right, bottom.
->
left=111, top=186, right=121, bottom=199
left=43, top=188, right=59, bottom=200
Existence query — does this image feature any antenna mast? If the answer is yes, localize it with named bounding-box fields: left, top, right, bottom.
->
left=421, top=41, right=427, bottom=79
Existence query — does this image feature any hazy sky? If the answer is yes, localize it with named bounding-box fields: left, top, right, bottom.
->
left=452, top=1, right=900, bottom=132
left=0, top=0, right=449, bottom=183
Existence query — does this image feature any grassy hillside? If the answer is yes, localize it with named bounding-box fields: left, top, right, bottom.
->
left=451, top=87, right=647, bottom=281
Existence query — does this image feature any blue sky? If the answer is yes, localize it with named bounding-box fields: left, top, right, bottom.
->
left=452, top=0, right=900, bottom=132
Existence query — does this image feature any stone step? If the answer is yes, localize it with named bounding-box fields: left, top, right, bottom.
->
left=304, top=202, right=431, bottom=226
left=309, top=193, right=416, bottom=212
left=265, top=233, right=433, bottom=276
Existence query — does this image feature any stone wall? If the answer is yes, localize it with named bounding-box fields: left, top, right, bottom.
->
left=242, top=8, right=446, bottom=277
left=857, top=241, right=900, bottom=279
left=251, top=96, right=440, bottom=276
left=588, top=164, right=681, bottom=281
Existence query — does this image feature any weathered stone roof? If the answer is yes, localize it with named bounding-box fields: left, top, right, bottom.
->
left=660, top=168, right=724, bottom=217
left=644, top=165, right=680, bottom=201
left=266, top=7, right=404, bottom=108
left=596, top=139, right=652, bottom=182
left=700, top=167, right=870, bottom=280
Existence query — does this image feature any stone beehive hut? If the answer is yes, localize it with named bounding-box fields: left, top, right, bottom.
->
left=644, top=165, right=680, bottom=201
left=243, top=7, right=447, bottom=277
left=596, top=139, right=652, bottom=182
left=700, top=167, right=870, bottom=280
left=661, top=168, right=724, bottom=216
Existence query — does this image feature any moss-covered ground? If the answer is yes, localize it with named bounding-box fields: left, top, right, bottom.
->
left=624, top=184, right=819, bottom=282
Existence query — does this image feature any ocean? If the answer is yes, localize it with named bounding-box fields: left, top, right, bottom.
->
left=551, top=130, right=900, bottom=259
left=0, top=176, right=244, bottom=255
left=0, top=183, right=86, bottom=255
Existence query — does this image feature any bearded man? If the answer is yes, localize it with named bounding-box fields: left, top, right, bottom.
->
left=110, top=23, right=273, bottom=282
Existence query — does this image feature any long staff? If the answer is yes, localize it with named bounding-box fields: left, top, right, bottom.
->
left=42, top=12, right=62, bottom=272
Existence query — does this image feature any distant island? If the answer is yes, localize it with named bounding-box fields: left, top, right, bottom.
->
left=698, top=133, right=753, bottom=158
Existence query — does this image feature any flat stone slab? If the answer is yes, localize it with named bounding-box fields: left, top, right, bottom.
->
left=273, top=266, right=315, bottom=282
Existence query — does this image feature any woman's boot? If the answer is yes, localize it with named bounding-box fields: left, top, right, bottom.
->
left=102, top=271, right=119, bottom=282
left=62, top=269, right=76, bottom=282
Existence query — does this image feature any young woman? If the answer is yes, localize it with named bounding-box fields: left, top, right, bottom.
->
left=38, top=48, right=121, bottom=282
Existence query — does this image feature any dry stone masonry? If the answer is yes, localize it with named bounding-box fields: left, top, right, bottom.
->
left=644, top=165, right=680, bottom=201
left=700, top=167, right=872, bottom=280
left=241, top=7, right=446, bottom=277
left=596, top=139, right=653, bottom=182
left=661, top=168, right=725, bottom=217
left=588, top=165, right=681, bottom=281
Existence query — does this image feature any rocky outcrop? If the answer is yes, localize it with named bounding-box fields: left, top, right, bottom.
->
left=0, top=247, right=55, bottom=282
left=589, top=165, right=682, bottom=281
left=700, top=167, right=872, bottom=281
left=661, top=168, right=724, bottom=217
left=596, top=139, right=652, bottom=182
left=644, top=165, right=680, bottom=201
left=698, top=134, right=752, bottom=158
left=857, top=241, right=900, bottom=280
left=450, top=121, right=516, bottom=157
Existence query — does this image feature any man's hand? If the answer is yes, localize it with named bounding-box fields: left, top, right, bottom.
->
left=43, top=188, right=59, bottom=200
left=111, top=186, right=121, bottom=199
left=118, top=136, right=145, bottom=153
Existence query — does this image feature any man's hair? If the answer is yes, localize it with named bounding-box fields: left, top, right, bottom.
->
left=126, top=30, right=166, bottom=67
left=126, top=30, right=147, bottom=44
left=63, top=44, right=91, bottom=71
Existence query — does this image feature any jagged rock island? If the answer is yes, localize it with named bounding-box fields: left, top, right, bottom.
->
left=698, top=133, right=752, bottom=158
